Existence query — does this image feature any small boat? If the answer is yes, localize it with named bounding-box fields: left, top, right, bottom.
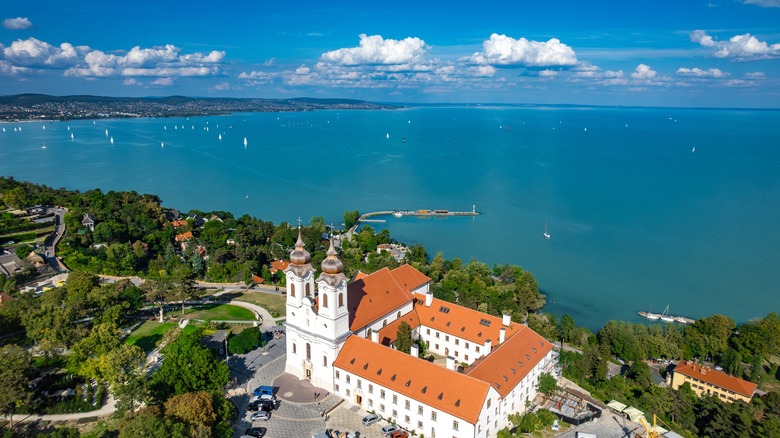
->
left=110, top=136, right=114, bottom=145
left=67, top=126, right=70, bottom=131
left=161, top=142, right=164, bottom=148
left=691, top=147, right=696, bottom=153
left=175, top=125, right=178, bottom=130
left=402, top=136, right=406, bottom=142
left=218, top=134, right=222, bottom=141
left=637, top=311, right=660, bottom=320
left=660, top=305, right=675, bottom=322
left=70, top=133, right=74, bottom=140
left=393, top=212, right=403, bottom=218
left=543, top=222, right=551, bottom=239
left=105, top=129, right=109, bottom=136
left=386, top=133, right=390, bottom=139
left=243, top=137, right=248, bottom=147
left=584, top=127, right=587, bottom=132
left=1, top=127, right=5, bottom=132
left=41, top=143, right=47, bottom=149
left=42, top=125, right=46, bottom=130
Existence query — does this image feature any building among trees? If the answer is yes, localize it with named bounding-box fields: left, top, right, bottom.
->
left=669, top=361, right=757, bottom=403
left=283, top=231, right=558, bottom=438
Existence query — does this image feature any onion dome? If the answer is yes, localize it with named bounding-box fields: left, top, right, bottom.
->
left=320, top=239, right=344, bottom=274
left=289, top=230, right=311, bottom=265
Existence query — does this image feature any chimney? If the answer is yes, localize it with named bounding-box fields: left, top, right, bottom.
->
left=484, top=339, right=492, bottom=354
left=446, top=356, right=456, bottom=371
left=502, top=313, right=511, bottom=326
left=425, top=293, right=433, bottom=307
left=371, top=330, right=379, bottom=343
left=410, top=344, right=419, bottom=358
left=499, top=327, right=506, bottom=344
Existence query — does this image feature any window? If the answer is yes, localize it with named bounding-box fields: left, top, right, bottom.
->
left=487, top=399, right=491, bottom=408
left=426, top=329, right=430, bottom=335
left=435, top=332, right=440, bottom=339
left=366, top=329, right=372, bottom=339
left=431, top=411, right=437, bottom=421
left=306, top=343, right=311, bottom=360
left=465, top=355, right=469, bottom=361
left=418, top=421, right=423, bottom=428
left=346, top=389, right=351, bottom=397
left=336, top=370, right=340, bottom=379
left=368, top=399, right=373, bottom=407
left=435, top=344, right=439, bottom=350
left=453, top=420, right=459, bottom=431
left=418, top=406, right=424, bottom=415
left=392, top=395, right=398, bottom=404
left=445, top=335, right=449, bottom=341
left=405, top=400, right=410, bottom=410
left=305, top=283, right=311, bottom=296
left=323, top=356, right=328, bottom=367
left=380, top=389, right=385, bottom=399
left=465, top=342, right=469, bottom=349
left=369, top=384, right=374, bottom=394
left=322, top=294, right=328, bottom=308
left=455, top=339, right=459, bottom=345
left=357, top=379, right=362, bottom=389
left=346, top=375, right=351, bottom=384
left=455, top=351, right=459, bottom=357
left=405, top=415, right=410, bottom=423
left=290, top=283, right=296, bottom=297
left=380, top=404, right=385, bottom=412
left=397, top=311, right=401, bottom=318
left=338, top=293, right=344, bottom=307
left=335, top=384, right=340, bottom=392
left=393, top=409, right=398, bottom=418
left=476, top=346, right=480, bottom=353
left=292, top=343, right=297, bottom=354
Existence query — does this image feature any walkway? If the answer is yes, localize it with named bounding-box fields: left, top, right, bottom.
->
left=9, top=394, right=117, bottom=424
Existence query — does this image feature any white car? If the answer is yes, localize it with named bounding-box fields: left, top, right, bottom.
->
left=250, top=410, right=271, bottom=421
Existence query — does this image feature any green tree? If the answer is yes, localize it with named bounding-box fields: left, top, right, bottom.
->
left=558, top=314, right=576, bottom=343
left=344, top=210, right=360, bottom=229
left=395, top=321, right=413, bottom=354
left=149, top=330, right=230, bottom=401
left=164, top=391, right=218, bottom=430
left=120, top=407, right=188, bottom=438
left=0, top=344, right=32, bottom=429
left=537, top=372, right=558, bottom=395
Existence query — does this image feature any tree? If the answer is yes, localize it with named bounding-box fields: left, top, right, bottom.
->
left=228, top=327, right=261, bottom=354
left=143, top=278, right=175, bottom=322
left=149, top=330, right=230, bottom=401
left=558, top=314, right=576, bottom=344
left=164, top=391, right=218, bottom=430
left=0, top=344, right=32, bottom=429
left=120, top=408, right=188, bottom=438
left=395, top=321, right=413, bottom=354
left=344, top=210, right=360, bottom=229
left=537, top=372, right=558, bottom=395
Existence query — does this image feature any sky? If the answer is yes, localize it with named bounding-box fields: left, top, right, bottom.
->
left=1, top=0, right=779, bottom=107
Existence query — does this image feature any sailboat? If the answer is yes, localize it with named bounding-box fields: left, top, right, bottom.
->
left=543, top=222, right=551, bottom=239
left=386, top=133, right=390, bottom=139
left=660, top=305, right=674, bottom=322
left=70, top=133, right=74, bottom=140
left=243, top=137, right=248, bottom=147
left=110, top=136, right=114, bottom=145
left=218, top=134, right=222, bottom=141
left=161, top=142, right=164, bottom=148
left=41, top=142, right=47, bottom=149
left=691, top=147, right=696, bottom=153
left=105, top=129, right=109, bottom=137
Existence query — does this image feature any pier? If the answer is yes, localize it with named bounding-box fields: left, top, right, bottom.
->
left=346, top=207, right=480, bottom=238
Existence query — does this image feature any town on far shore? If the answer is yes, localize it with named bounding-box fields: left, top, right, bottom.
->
left=1, top=178, right=779, bottom=438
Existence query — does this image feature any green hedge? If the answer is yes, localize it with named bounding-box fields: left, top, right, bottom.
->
left=227, top=327, right=262, bottom=355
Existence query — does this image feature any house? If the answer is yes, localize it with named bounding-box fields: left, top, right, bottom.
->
left=188, top=215, right=207, bottom=228
left=25, top=251, right=46, bottom=269
left=0, top=252, right=24, bottom=277
left=203, top=330, right=229, bottom=360
left=170, top=220, right=188, bottom=228
left=669, top=361, right=757, bottom=403
left=165, top=208, right=180, bottom=222
left=269, top=260, right=290, bottom=274
left=283, top=232, right=559, bottom=438
left=252, top=275, right=265, bottom=284
left=175, top=232, right=194, bottom=251
left=81, top=214, right=96, bottom=232
left=132, top=240, right=149, bottom=253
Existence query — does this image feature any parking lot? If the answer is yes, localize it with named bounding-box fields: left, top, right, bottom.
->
left=229, top=327, right=390, bottom=438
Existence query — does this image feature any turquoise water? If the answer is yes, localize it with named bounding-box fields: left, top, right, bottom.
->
left=2, top=106, right=779, bottom=329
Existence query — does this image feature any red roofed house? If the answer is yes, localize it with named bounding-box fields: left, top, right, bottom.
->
left=269, top=259, right=290, bottom=274
left=670, top=361, right=757, bottom=403
left=283, top=231, right=558, bottom=438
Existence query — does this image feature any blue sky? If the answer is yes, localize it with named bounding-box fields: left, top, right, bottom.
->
left=1, top=0, right=779, bottom=107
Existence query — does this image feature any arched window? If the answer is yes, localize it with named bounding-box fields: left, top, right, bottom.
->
left=383, top=319, right=387, bottom=327
left=305, top=283, right=311, bottom=297
left=322, top=294, right=329, bottom=308
left=290, top=283, right=296, bottom=297
left=323, top=356, right=328, bottom=367
left=366, top=329, right=372, bottom=339
left=338, top=293, right=344, bottom=308
left=306, top=343, right=311, bottom=360
left=397, top=311, right=401, bottom=319
left=292, top=343, right=297, bottom=354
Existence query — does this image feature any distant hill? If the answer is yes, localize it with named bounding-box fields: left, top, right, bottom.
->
left=0, top=94, right=396, bottom=121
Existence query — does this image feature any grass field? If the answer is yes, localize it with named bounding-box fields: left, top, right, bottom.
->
left=125, top=321, right=177, bottom=352
left=180, top=303, right=256, bottom=321
left=235, top=292, right=286, bottom=317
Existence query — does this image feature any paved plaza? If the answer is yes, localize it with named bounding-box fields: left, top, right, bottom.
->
left=230, top=326, right=390, bottom=438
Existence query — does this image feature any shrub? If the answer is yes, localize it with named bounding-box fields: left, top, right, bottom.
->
left=227, top=327, right=260, bottom=354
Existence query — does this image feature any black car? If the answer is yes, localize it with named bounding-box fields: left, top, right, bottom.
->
left=247, top=401, right=273, bottom=412
left=244, top=427, right=267, bottom=437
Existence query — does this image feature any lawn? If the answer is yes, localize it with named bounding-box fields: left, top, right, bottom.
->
left=125, top=321, right=177, bottom=352
left=235, top=292, right=286, bottom=317
left=180, top=303, right=256, bottom=321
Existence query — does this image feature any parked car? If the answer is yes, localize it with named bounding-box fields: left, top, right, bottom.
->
left=244, top=427, right=267, bottom=437
left=362, top=413, right=381, bottom=426
left=552, top=419, right=560, bottom=431
left=253, top=385, right=274, bottom=397
left=248, top=401, right=272, bottom=412
left=389, top=431, right=409, bottom=438
left=250, top=410, right=271, bottom=421
left=381, top=424, right=398, bottom=436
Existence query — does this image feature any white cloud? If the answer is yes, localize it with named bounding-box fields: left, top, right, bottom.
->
left=262, top=58, right=276, bottom=67
left=631, top=64, right=657, bottom=80
left=212, top=82, right=230, bottom=90
left=743, top=0, right=780, bottom=7
left=122, top=78, right=140, bottom=86
left=470, top=33, right=577, bottom=67
left=745, top=71, right=765, bottom=78
left=2, top=38, right=89, bottom=67
left=691, top=30, right=780, bottom=60
left=676, top=67, right=728, bottom=78
left=150, top=77, right=174, bottom=86
left=321, top=34, right=428, bottom=66
left=0, top=60, right=29, bottom=75
left=2, top=17, right=32, bottom=30
left=538, top=69, right=559, bottom=77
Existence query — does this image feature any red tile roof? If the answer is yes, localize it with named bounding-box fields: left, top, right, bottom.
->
left=466, top=325, right=553, bottom=397
left=270, top=260, right=290, bottom=273
left=389, top=264, right=431, bottom=292
left=415, top=297, right=523, bottom=345
left=175, top=231, right=193, bottom=242
left=377, top=311, right=421, bottom=346
left=347, top=267, right=415, bottom=332
left=674, top=361, right=757, bottom=398
left=171, top=220, right=188, bottom=227
left=252, top=275, right=265, bottom=284
left=334, top=336, right=490, bottom=424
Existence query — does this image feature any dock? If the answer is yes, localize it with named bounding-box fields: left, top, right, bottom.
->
left=357, top=207, right=480, bottom=223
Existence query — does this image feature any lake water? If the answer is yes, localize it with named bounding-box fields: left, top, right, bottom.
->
left=2, top=105, right=779, bottom=329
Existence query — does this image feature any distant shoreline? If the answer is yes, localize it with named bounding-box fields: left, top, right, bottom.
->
left=0, top=94, right=398, bottom=122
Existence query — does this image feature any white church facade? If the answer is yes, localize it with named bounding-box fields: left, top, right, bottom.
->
left=283, top=233, right=559, bottom=438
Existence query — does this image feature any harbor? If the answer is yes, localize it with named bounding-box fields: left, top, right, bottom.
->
left=357, top=206, right=480, bottom=224
left=637, top=306, right=696, bottom=324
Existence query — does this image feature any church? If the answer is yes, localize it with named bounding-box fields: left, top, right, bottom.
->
left=283, top=232, right=559, bottom=438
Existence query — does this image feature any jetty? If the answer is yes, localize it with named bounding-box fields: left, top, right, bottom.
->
left=637, top=309, right=696, bottom=324
left=358, top=207, right=480, bottom=223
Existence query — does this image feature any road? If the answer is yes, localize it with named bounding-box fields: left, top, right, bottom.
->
left=43, top=207, right=68, bottom=272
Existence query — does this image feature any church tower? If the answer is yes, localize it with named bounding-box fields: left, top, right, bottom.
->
left=316, top=240, right=351, bottom=344
left=284, top=230, right=315, bottom=328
